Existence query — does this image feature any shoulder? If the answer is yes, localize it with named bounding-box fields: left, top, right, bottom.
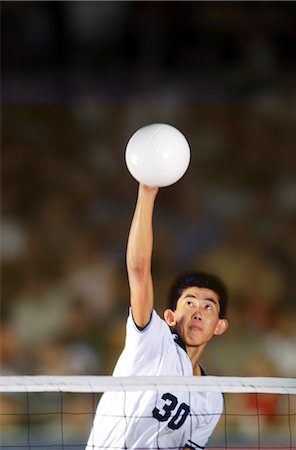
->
left=114, top=309, right=176, bottom=376
left=123, top=308, right=174, bottom=354
left=127, top=308, right=169, bottom=334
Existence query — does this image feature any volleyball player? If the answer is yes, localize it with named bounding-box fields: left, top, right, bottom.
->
left=86, top=183, right=229, bottom=450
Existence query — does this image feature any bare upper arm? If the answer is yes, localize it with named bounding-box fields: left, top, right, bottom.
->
left=128, top=267, right=154, bottom=329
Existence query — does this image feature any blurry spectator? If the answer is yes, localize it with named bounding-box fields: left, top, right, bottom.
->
left=65, top=237, right=120, bottom=320
left=34, top=339, right=99, bottom=375
left=200, top=219, right=284, bottom=312
left=0, top=218, right=27, bottom=262
left=0, top=308, right=21, bottom=374
left=262, top=308, right=296, bottom=377
left=8, top=270, right=70, bottom=352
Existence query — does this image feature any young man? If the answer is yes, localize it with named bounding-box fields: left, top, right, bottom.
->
left=86, top=184, right=229, bottom=450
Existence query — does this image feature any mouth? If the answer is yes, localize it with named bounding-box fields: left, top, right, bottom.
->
left=189, top=324, right=203, bottom=332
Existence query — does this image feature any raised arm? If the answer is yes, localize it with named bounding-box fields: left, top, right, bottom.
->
left=126, top=184, right=159, bottom=329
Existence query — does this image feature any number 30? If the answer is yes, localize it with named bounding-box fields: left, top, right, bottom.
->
left=152, top=393, right=190, bottom=430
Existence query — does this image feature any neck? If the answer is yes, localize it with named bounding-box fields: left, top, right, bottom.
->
left=186, top=344, right=206, bottom=374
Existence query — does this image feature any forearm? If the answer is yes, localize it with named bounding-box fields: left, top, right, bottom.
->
left=127, top=185, right=158, bottom=272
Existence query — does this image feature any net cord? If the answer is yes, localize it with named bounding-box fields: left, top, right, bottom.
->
left=0, top=376, right=295, bottom=394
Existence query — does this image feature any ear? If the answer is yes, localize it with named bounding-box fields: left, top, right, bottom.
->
left=214, top=318, right=228, bottom=336
left=164, top=309, right=176, bottom=327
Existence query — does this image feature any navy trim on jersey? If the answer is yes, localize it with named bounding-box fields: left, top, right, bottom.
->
left=130, top=308, right=153, bottom=332
left=172, top=333, right=187, bottom=351
left=186, top=439, right=205, bottom=449
left=172, top=333, right=207, bottom=376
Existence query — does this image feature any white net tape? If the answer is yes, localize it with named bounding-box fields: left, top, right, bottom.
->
left=0, top=375, right=296, bottom=394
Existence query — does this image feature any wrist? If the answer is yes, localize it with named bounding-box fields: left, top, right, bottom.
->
left=139, top=183, right=159, bottom=197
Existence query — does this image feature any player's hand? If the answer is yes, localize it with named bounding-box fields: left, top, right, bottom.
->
left=139, top=183, right=159, bottom=195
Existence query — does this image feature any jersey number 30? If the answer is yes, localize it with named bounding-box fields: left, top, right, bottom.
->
left=152, top=392, right=190, bottom=430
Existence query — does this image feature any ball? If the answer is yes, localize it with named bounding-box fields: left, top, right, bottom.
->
left=125, top=123, right=191, bottom=187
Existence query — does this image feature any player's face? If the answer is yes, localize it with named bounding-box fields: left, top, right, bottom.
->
left=172, top=286, right=226, bottom=347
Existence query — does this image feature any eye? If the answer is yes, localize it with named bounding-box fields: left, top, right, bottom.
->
left=204, top=303, right=213, bottom=310
left=186, top=300, right=194, bottom=307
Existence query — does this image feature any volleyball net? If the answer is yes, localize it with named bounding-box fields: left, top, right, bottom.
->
left=0, top=376, right=295, bottom=449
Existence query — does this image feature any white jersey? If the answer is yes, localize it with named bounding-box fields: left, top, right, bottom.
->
left=86, top=309, right=223, bottom=450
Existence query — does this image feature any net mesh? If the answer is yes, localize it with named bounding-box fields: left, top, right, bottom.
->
left=0, top=376, right=295, bottom=450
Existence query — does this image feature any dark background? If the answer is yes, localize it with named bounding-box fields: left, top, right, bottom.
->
left=1, top=1, right=296, bottom=380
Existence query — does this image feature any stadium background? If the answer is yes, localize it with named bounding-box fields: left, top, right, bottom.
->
left=1, top=1, right=295, bottom=446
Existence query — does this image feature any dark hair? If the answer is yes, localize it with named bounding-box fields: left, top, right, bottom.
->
left=168, top=271, right=228, bottom=318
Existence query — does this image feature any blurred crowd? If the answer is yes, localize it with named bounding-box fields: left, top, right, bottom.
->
left=1, top=1, right=295, bottom=380
left=2, top=96, right=295, bottom=380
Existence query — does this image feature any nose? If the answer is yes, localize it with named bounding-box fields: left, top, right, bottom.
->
left=193, top=314, right=202, bottom=321
left=192, top=306, right=202, bottom=321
